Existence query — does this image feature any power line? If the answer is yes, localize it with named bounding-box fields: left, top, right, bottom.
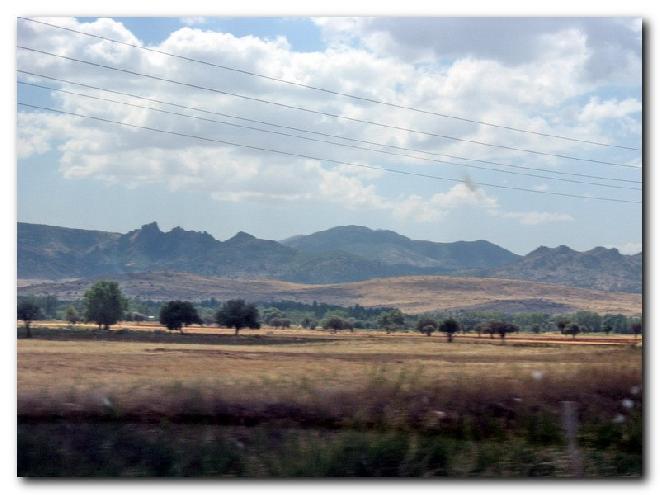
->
left=17, top=69, right=641, bottom=187
left=17, top=45, right=642, bottom=171
left=17, top=101, right=641, bottom=205
left=18, top=16, right=640, bottom=152
left=18, top=78, right=641, bottom=193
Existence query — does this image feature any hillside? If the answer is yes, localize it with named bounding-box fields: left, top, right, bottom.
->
left=17, top=222, right=642, bottom=292
left=18, top=223, right=120, bottom=279
left=481, top=245, right=643, bottom=293
left=18, top=272, right=641, bottom=315
left=282, top=225, right=519, bottom=271
left=17, top=222, right=520, bottom=284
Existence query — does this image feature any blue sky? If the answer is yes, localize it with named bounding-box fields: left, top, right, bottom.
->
left=17, top=17, right=642, bottom=254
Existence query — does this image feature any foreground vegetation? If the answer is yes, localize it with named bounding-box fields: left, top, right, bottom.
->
left=17, top=323, right=642, bottom=477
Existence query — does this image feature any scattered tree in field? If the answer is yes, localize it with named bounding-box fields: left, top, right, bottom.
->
left=301, top=318, right=318, bottom=330
left=322, top=316, right=348, bottom=333
left=378, top=309, right=406, bottom=334
left=574, top=311, right=602, bottom=333
left=475, top=322, right=489, bottom=338
left=555, top=319, right=570, bottom=334
left=602, top=314, right=629, bottom=334
left=563, top=323, right=581, bottom=339
left=262, top=307, right=286, bottom=325
left=439, top=318, right=460, bottom=343
left=215, top=299, right=260, bottom=336
left=83, top=281, right=128, bottom=330
left=17, top=300, right=41, bottom=338
left=630, top=321, right=642, bottom=339
left=159, top=301, right=202, bottom=332
left=602, top=323, right=612, bottom=335
left=416, top=318, right=437, bottom=336
left=487, top=321, right=518, bottom=341
left=65, top=305, right=80, bottom=326
left=270, top=317, right=291, bottom=329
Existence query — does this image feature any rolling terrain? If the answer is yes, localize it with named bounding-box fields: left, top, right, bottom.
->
left=18, top=272, right=642, bottom=315
left=18, top=222, right=642, bottom=292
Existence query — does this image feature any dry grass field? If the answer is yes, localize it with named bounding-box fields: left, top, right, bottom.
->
left=17, top=323, right=643, bottom=477
left=18, top=273, right=642, bottom=314
left=18, top=322, right=642, bottom=408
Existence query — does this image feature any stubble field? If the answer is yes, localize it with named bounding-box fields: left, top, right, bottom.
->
left=17, top=322, right=643, bottom=477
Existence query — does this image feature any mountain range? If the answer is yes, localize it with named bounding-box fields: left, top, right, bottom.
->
left=17, top=222, right=642, bottom=292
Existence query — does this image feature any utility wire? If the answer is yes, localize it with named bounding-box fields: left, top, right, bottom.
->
left=17, top=101, right=641, bottom=205
left=17, top=69, right=641, bottom=186
left=17, top=45, right=642, bottom=171
left=18, top=79, right=641, bottom=193
left=18, top=16, right=640, bottom=152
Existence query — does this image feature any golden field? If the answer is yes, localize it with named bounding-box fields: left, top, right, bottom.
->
left=18, top=322, right=642, bottom=404
left=18, top=273, right=642, bottom=315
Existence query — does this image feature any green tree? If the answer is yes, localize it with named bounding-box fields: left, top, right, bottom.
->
left=630, top=321, right=642, bottom=339
left=83, top=281, right=128, bottom=330
left=301, top=317, right=317, bottom=329
left=270, top=317, right=292, bottom=329
left=439, top=318, right=460, bottom=343
left=565, top=323, right=581, bottom=339
left=17, top=300, right=41, bottom=338
left=262, top=307, right=285, bottom=325
left=322, top=316, right=346, bottom=333
left=378, top=309, right=405, bottom=334
left=415, top=318, right=437, bottom=336
left=65, top=305, right=80, bottom=326
left=555, top=318, right=570, bottom=334
left=215, top=299, right=260, bottom=336
left=487, top=321, right=518, bottom=341
left=159, top=301, right=202, bottom=332
left=574, top=311, right=602, bottom=333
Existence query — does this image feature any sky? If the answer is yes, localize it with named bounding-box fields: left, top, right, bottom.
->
left=16, top=16, right=642, bottom=255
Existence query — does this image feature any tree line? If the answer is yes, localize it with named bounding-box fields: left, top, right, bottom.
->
left=18, top=280, right=642, bottom=338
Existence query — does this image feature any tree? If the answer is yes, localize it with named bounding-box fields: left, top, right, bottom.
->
left=215, top=299, right=260, bottom=336
left=159, top=301, right=202, bottom=332
left=564, top=323, right=581, bottom=339
left=65, top=306, right=80, bottom=326
left=555, top=318, right=570, bottom=334
left=378, top=309, right=405, bottom=334
left=574, top=311, right=602, bottom=333
left=439, top=318, right=460, bottom=343
left=601, top=314, right=624, bottom=334
left=487, top=321, right=518, bottom=341
left=270, top=318, right=291, bottom=329
left=630, top=321, right=642, bottom=339
left=83, top=281, right=128, bottom=330
left=322, top=316, right=347, bottom=333
left=415, top=318, right=436, bottom=336
left=262, top=307, right=285, bottom=325
left=301, top=317, right=317, bottom=330
left=17, top=300, right=41, bottom=338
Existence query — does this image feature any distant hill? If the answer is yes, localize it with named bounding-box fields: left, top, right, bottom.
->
left=18, top=272, right=642, bottom=315
left=479, top=245, right=642, bottom=293
left=18, top=223, right=120, bottom=279
left=282, top=225, right=519, bottom=271
left=17, top=222, right=642, bottom=292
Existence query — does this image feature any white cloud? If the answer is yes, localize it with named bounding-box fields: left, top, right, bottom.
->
left=16, top=16, right=641, bottom=226
left=579, top=96, right=641, bottom=122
